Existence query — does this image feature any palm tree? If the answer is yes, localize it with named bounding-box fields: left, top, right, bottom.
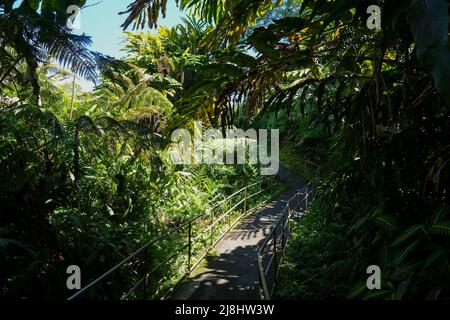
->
left=96, top=63, right=175, bottom=133
left=121, top=0, right=279, bottom=44
left=0, top=0, right=107, bottom=106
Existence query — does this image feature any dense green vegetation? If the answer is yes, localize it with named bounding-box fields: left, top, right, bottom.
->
left=0, top=0, right=273, bottom=299
left=1, top=0, right=450, bottom=300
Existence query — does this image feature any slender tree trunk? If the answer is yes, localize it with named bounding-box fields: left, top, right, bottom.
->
left=70, top=73, right=76, bottom=119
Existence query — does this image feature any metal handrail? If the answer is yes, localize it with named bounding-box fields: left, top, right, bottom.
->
left=257, top=182, right=314, bottom=300
left=68, top=176, right=278, bottom=300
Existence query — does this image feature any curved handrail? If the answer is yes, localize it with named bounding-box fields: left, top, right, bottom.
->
left=68, top=177, right=275, bottom=300
left=257, top=182, right=314, bottom=300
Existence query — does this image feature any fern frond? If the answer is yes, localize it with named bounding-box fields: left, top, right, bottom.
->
left=429, top=221, right=450, bottom=236
left=375, top=215, right=399, bottom=231
left=394, top=239, right=421, bottom=265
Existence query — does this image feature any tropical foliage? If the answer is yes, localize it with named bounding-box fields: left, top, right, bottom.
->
left=1, top=0, right=450, bottom=300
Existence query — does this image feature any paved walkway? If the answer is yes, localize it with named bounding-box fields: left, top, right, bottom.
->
left=174, top=168, right=304, bottom=300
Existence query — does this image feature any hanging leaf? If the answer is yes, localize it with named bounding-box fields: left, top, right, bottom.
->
left=429, top=221, right=450, bottom=236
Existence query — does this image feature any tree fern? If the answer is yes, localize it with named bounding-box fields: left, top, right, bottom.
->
left=429, top=221, right=450, bottom=236
left=390, top=225, right=426, bottom=247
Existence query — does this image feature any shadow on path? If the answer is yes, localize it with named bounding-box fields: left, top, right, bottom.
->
left=174, top=168, right=305, bottom=300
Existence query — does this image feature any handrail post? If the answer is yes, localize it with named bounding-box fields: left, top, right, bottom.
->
left=282, top=211, right=286, bottom=249
left=228, top=198, right=231, bottom=227
left=259, top=179, right=263, bottom=206
left=258, top=250, right=270, bottom=300
left=143, top=247, right=148, bottom=299
left=187, top=221, right=192, bottom=273
left=258, top=262, right=262, bottom=299
left=210, top=210, right=214, bottom=247
left=273, top=227, right=277, bottom=286
left=244, top=187, right=247, bottom=214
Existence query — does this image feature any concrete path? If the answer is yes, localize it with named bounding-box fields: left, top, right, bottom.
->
left=174, top=167, right=304, bottom=300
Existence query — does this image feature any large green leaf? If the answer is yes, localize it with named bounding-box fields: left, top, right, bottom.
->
left=429, top=221, right=450, bottom=236
left=390, top=225, right=425, bottom=247
left=409, top=0, right=450, bottom=103
left=246, top=26, right=281, bottom=59
left=0, top=0, right=17, bottom=12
